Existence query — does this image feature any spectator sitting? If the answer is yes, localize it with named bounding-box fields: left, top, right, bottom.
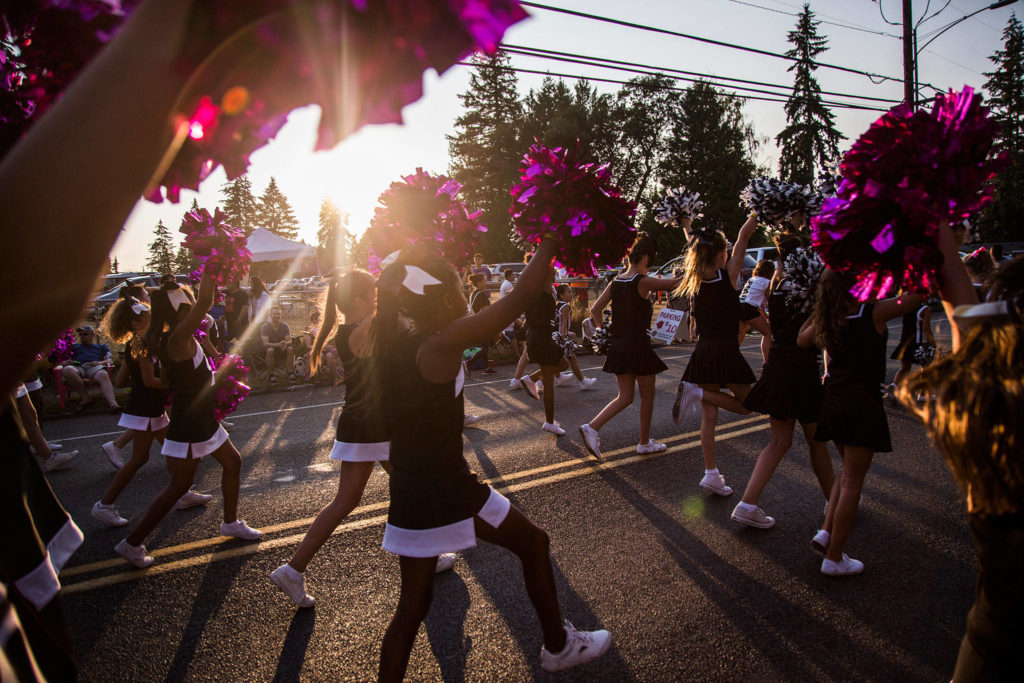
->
left=302, top=307, right=340, bottom=383
left=261, top=305, right=295, bottom=383
left=223, top=279, right=251, bottom=344
left=470, top=253, right=492, bottom=283
left=62, top=325, right=121, bottom=413
left=499, top=268, right=515, bottom=299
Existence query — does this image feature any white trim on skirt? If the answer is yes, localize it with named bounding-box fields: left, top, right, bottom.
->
left=118, top=412, right=170, bottom=431
left=161, top=425, right=229, bottom=459
left=330, top=440, right=389, bottom=462
left=13, top=518, right=84, bottom=611
left=382, top=487, right=511, bottom=558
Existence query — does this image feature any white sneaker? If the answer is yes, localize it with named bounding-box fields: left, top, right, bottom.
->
left=520, top=377, right=540, bottom=401
left=555, top=373, right=575, bottom=387
left=811, top=529, right=830, bottom=554
left=636, top=439, right=667, bottom=454
left=542, top=421, right=566, bottom=436
left=102, top=441, right=125, bottom=469
left=672, top=381, right=703, bottom=423
left=699, top=472, right=733, bottom=496
left=176, top=490, right=213, bottom=509
left=270, top=564, right=315, bottom=607
left=115, top=539, right=153, bottom=568
left=578, top=377, right=597, bottom=390
left=509, top=378, right=522, bottom=391
left=578, top=424, right=602, bottom=459
left=731, top=504, right=775, bottom=529
left=220, top=519, right=263, bottom=540
left=29, top=442, right=63, bottom=455
left=463, top=414, right=481, bottom=427
left=821, top=553, right=864, bottom=576
left=41, top=450, right=79, bottom=472
left=92, top=501, right=128, bottom=527
left=221, top=421, right=234, bottom=431
left=435, top=553, right=457, bottom=573
left=540, top=620, right=613, bottom=672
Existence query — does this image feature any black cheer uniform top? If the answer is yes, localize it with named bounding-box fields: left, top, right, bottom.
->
left=334, top=323, right=388, bottom=444
left=161, top=337, right=219, bottom=444
left=692, top=268, right=740, bottom=338
left=123, top=344, right=169, bottom=418
left=609, top=274, right=653, bottom=340
left=525, top=289, right=564, bottom=365
left=823, top=303, right=887, bottom=398
left=767, top=291, right=817, bottom=363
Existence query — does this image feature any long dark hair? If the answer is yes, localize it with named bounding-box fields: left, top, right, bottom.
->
left=144, top=282, right=195, bottom=359
left=809, top=269, right=854, bottom=352
left=250, top=275, right=269, bottom=298
left=627, top=231, right=658, bottom=266
left=309, top=269, right=376, bottom=374
left=674, top=229, right=727, bottom=299
left=100, top=297, right=147, bottom=348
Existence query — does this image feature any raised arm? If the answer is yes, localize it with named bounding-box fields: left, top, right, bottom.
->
left=873, top=293, right=924, bottom=329
left=727, top=214, right=759, bottom=286
left=168, top=270, right=215, bottom=359
left=639, top=275, right=683, bottom=298
left=934, top=219, right=978, bottom=351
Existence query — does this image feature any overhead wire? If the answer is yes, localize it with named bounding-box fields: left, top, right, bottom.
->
left=725, top=0, right=902, bottom=38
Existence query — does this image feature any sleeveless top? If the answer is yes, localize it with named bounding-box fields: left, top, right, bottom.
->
left=334, top=323, right=388, bottom=444
left=554, top=301, right=570, bottom=333
left=766, top=290, right=817, bottom=364
left=823, top=303, right=887, bottom=397
left=692, top=268, right=740, bottom=338
left=525, top=290, right=556, bottom=334
left=609, top=274, right=653, bottom=339
left=123, top=343, right=169, bottom=418
left=161, top=336, right=219, bottom=442
left=383, top=330, right=465, bottom=474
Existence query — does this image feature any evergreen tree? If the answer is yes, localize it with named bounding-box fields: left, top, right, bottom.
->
left=111, top=256, right=119, bottom=274
left=173, top=244, right=195, bottom=274
left=256, top=177, right=300, bottom=240
left=447, top=51, right=525, bottom=261
left=775, top=4, right=843, bottom=186
left=980, top=14, right=1024, bottom=241
left=220, top=175, right=259, bottom=235
left=316, top=199, right=352, bottom=269
left=146, top=220, right=176, bottom=273
left=659, top=81, right=762, bottom=255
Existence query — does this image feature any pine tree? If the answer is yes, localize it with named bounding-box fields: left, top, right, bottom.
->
left=173, top=244, right=195, bottom=274
left=316, top=199, right=352, bottom=269
left=256, top=177, right=300, bottom=240
left=775, top=4, right=843, bottom=186
left=146, top=220, right=176, bottom=273
left=220, top=175, right=259, bottom=236
left=447, top=51, right=525, bottom=261
left=980, top=14, right=1024, bottom=241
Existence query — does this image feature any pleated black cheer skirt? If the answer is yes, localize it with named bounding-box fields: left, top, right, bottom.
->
left=682, top=336, right=756, bottom=385
left=814, top=389, right=892, bottom=452
left=526, top=329, right=564, bottom=366
left=602, top=336, right=667, bottom=376
left=743, top=349, right=823, bottom=424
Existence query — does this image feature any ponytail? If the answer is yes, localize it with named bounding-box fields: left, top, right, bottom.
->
left=673, top=228, right=727, bottom=299
left=309, top=279, right=338, bottom=375
left=810, top=269, right=853, bottom=352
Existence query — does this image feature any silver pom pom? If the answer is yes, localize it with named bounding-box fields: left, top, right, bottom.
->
left=655, top=187, right=704, bottom=227
left=778, top=247, right=826, bottom=313
left=913, top=343, right=935, bottom=366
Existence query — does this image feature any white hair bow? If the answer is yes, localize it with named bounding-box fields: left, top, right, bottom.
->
left=127, top=296, right=149, bottom=315
left=167, top=288, right=190, bottom=311
left=402, top=265, right=442, bottom=295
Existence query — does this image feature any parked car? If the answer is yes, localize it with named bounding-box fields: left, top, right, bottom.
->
left=489, top=262, right=527, bottom=283
left=91, top=273, right=189, bottom=318
left=745, top=246, right=779, bottom=265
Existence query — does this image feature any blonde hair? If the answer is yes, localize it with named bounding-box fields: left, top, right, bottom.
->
left=673, top=229, right=727, bottom=299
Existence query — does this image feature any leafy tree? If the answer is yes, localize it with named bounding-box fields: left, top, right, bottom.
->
left=521, top=78, right=620, bottom=167
left=659, top=81, right=761, bottom=255
left=256, top=177, right=300, bottom=240
left=775, top=4, right=843, bottom=186
left=316, top=199, right=352, bottom=268
left=220, top=175, right=259, bottom=235
left=447, top=51, right=525, bottom=261
left=980, top=14, right=1024, bottom=241
left=146, top=220, right=175, bottom=273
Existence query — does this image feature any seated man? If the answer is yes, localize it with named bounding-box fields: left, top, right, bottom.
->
left=62, top=325, right=121, bottom=413
left=261, top=305, right=295, bottom=382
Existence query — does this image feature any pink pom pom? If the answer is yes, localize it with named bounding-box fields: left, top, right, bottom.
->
left=213, top=354, right=250, bottom=421
left=46, top=329, right=77, bottom=365
left=364, top=168, right=487, bottom=273
left=179, top=207, right=252, bottom=286
left=812, top=86, right=1006, bottom=301
left=510, top=142, right=636, bottom=277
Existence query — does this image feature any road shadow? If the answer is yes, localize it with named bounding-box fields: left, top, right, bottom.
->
left=423, top=569, right=472, bottom=683
left=271, top=608, right=317, bottom=682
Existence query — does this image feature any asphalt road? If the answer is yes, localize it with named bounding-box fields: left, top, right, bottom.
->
left=44, top=319, right=975, bottom=682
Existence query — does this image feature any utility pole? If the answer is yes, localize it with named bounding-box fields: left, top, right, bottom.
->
left=903, top=0, right=915, bottom=106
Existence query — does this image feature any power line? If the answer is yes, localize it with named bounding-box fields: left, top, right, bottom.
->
left=725, top=0, right=902, bottom=38
left=518, top=1, right=905, bottom=85
left=500, top=43, right=901, bottom=105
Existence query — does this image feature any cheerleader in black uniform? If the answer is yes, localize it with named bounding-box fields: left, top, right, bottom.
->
left=672, top=215, right=759, bottom=495
left=373, top=240, right=610, bottom=681
left=520, top=271, right=571, bottom=435
left=731, top=236, right=835, bottom=529
left=579, top=233, right=680, bottom=458
left=552, top=284, right=597, bottom=389
left=889, top=299, right=935, bottom=389
left=270, top=270, right=455, bottom=608
left=115, top=273, right=262, bottom=568
left=798, top=270, right=922, bottom=575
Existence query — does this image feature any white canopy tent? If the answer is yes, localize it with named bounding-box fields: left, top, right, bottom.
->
left=246, top=227, right=317, bottom=263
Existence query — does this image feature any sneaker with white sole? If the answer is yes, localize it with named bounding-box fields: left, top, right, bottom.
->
left=540, top=620, right=613, bottom=672
left=520, top=377, right=541, bottom=401
left=811, top=529, right=830, bottom=554
left=29, top=442, right=63, bottom=455
left=555, top=373, right=575, bottom=387
left=578, top=377, right=597, bottom=390
left=578, top=424, right=602, bottom=459
left=509, top=378, right=523, bottom=391
left=41, top=450, right=79, bottom=472
left=542, top=421, right=566, bottom=436
left=220, top=519, right=263, bottom=540
left=115, top=539, right=153, bottom=568
left=270, top=564, right=315, bottom=607
left=699, top=472, right=733, bottom=496
left=463, top=414, right=481, bottom=427
left=821, top=553, right=864, bottom=576
left=92, top=501, right=128, bottom=527
left=672, top=381, right=703, bottom=423
left=435, top=553, right=457, bottom=573
left=176, top=490, right=213, bottom=509
left=102, top=441, right=125, bottom=469
left=731, top=504, right=775, bottom=529
left=637, top=440, right=667, bottom=454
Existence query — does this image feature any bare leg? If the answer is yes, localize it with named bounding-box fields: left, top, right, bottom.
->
left=378, top=555, right=438, bottom=683
left=588, top=374, right=635, bottom=431
left=114, top=429, right=133, bottom=450
left=16, top=393, right=52, bottom=459
left=540, top=365, right=558, bottom=422
left=62, top=366, right=88, bottom=405
left=636, top=374, right=657, bottom=444
left=699, top=396, right=720, bottom=470
left=93, top=369, right=118, bottom=406
left=800, top=422, right=835, bottom=499
left=209, top=440, right=242, bottom=523
left=699, top=383, right=752, bottom=415
left=101, top=428, right=163, bottom=504
left=740, top=417, right=795, bottom=504
left=569, top=356, right=583, bottom=381
left=289, top=461, right=375, bottom=572
left=126, top=455, right=199, bottom=546
left=514, top=348, right=530, bottom=380
left=745, top=315, right=771, bottom=364
left=825, top=444, right=874, bottom=561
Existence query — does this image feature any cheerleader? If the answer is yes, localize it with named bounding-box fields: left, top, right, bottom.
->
left=552, top=284, right=597, bottom=389
left=270, top=270, right=456, bottom=608
left=114, top=272, right=262, bottom=568
left=373, top=240, right=610, bottom=680
left=731, top=236, right=835, bottom=529
left=738, top=260, right=774, bottom=366
left=889, top=298, right=935, bottom=389
left=672, top=215, right=759, bottom=495
left=797, top=271, right=922, bottom=575
left=579, top=232, right=679, bottom=458
left=520, top=272, right=571, bottom=434
left=100, top=284, right=151, bottom=468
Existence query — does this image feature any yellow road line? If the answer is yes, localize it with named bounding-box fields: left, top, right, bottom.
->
left=61, top=419, right=769, bottom=594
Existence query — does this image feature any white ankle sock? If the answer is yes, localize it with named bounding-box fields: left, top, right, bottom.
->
left=737, top=501, right=757, bottom=512
left=705, top=468, right=719, bottom=475
left=284, top=564, right=303, bottom=579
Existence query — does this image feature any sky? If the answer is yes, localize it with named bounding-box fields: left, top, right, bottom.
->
left=111, top=0, right=1016, bottom=270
